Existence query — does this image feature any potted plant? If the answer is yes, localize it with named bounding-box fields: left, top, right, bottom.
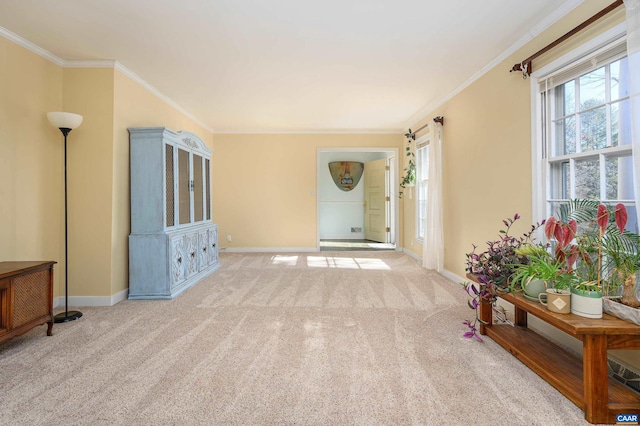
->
left=510, top=246, right=574, bottom=313
left=601, top=214, right=640, bottom=303
left=399, top=129, right=416, bottom=198
left=509, top=250, right=559, bottom=301
left=600, top=205, right=640, bottom=323
left=462, top=214, right=544, bottom=340
left=546, top=201, right=631, bottom=319
left=539, top=269, right=575, bottom=314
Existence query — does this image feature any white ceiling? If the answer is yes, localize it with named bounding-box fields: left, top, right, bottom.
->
left=0, top=0, right=579, bottom=133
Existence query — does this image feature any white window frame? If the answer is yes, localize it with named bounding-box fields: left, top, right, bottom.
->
left=415, top=134, right=430, bottom=243
left=530, top=23, right=629, bottom=230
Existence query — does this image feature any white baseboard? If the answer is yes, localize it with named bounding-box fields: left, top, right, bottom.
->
left=53, top=288, right=129, bottom=308
left=403, top=249, right=421, bottom=263
left=221, top=247, right=320, bottom=253
left=320, top=234, right=365, bottom=240
left=441, top=269, right=466, bottom=284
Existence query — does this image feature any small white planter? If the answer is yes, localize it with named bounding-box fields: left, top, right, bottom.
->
left=570, top=288, right=603, bottom=319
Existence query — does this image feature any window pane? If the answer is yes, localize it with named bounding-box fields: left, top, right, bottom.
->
left=611, top=102, right=619, bottom=147
left=615, top=99, right=633, bottom=146
left=549, top=162, right=570, bottom=199
left=562, top=162, right=570, bottom=199
left=579, top=67, right=605, bottom=110
left=624, top=205, right=639, bottom=234
left=606, top=155, right=634, bottom=200
left=417, top=146, right=429, bottom=180
left=579, top=106, right=607, bottom=151
left=418, top=181, right=428, bottom=239
left=610, top=57, right=629, bottom=101
left=562, top=81, right=575, bottom=115
left=606, top=156, right=618, bottom=200
left=574, top=158, right=600, bottom=200
left=554, top=116, right=575, bottom=155
left=548, top=201, right=568, bottom=219
left=416, top=145, right=429, bottom=241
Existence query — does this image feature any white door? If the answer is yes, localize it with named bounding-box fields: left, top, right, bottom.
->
left=364, top=159, right=388, bottom=242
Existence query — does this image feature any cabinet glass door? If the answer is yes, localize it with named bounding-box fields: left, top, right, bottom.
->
left=205, top=158, right=211, bottom=221
left=193, top=154, right=203, bottom=222
left=178, top=148, right=191, bottom=225
left=165, top=144, right=175, bottom=227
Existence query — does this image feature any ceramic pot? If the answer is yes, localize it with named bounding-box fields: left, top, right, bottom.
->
left=523, top=277, right=547, bottom=301
left=538, top=289, right=571, bottom=314
left=570, top=287, right=603, bottom=319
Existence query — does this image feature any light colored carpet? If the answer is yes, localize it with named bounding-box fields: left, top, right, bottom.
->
left=1, top=251, right=588, bottom=425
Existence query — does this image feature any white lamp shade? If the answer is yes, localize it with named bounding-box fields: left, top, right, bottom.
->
left=47, top=112, right=83, bottom=130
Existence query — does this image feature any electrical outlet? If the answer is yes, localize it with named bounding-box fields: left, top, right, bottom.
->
left=227, top=235, right=232, bottom=242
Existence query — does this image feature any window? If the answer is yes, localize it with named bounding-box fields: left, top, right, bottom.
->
left=416, top=141, right=429, bottom=241
left=536, top=36, right=637, bottom=233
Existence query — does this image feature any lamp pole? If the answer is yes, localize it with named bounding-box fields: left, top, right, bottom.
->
left=54, top=127, right=82, bottom=323
left=47, top=112, right=84, bottom=323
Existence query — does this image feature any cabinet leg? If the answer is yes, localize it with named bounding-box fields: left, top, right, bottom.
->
left=47, top=313, right=53, bottom=336
left=583, top=335, right=608, bottom=424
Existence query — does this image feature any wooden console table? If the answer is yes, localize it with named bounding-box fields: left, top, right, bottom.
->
left=470, top=275, right=640, bottom=424
left=0, top=261, right=55, bottom=344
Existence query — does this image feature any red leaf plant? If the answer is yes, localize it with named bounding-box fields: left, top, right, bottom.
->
left=615, top=203, right=628, bottom=233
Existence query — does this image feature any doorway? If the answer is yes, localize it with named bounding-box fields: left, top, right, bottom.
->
left=317, top=148, right=398, bottom=251
left=319, top=239, right=395, bottom=251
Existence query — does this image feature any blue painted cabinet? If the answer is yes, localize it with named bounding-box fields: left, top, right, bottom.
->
left=128, top=127, right=219, bottom=299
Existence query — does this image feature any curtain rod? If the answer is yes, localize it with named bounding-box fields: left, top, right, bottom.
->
left=408, top=116, right=444, bottom=139
left=510, top=0, right=623, bottom=78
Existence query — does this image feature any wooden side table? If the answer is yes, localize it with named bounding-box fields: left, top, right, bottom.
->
left=469, top=274, right=640, bottom=424
left=0, top=261, right=56, bottom=344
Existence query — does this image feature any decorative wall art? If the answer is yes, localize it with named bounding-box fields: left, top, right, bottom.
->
left=328, top=161, right=364, bottom=192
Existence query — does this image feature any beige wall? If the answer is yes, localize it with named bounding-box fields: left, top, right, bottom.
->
left=62, top=68, right=116, bottom=298
left=212, top=134, right=402, bottom=250
left=0, top=37, right=64, bottom=294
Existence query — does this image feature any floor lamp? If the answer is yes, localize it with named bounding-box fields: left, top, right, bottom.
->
left=47, top=112, right=84, bottom=323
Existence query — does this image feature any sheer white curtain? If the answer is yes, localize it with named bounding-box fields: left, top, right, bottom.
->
left=626, top=0, right=640, bottom=221
left=422, top=120, right=444, bottom=271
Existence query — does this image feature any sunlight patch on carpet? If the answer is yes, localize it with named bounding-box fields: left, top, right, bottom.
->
left=306, top=256, right=390, bottom=270
left=271, top=255, right=299, bottom=266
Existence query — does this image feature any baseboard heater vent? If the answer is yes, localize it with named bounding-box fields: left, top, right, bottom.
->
left=608, top=357, right=640, bottom=395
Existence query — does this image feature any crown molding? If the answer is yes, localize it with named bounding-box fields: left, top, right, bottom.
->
left=404, top=0, right=584, bottom=129
left=0, top=25, right=64, bottom=66
left=63, top=59, right=117, bottom=68
left=65, top=60, right=213, bottom=134
left=213, top=128, right=403, bottom=135
left=112, top=62, right=213, bottom=133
